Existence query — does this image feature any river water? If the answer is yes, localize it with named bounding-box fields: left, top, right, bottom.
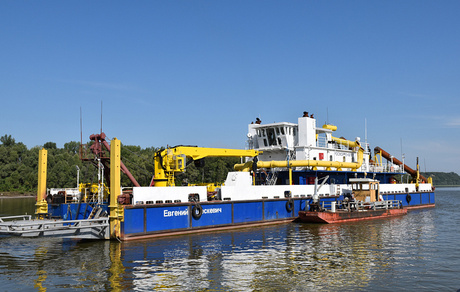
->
left=0, top=188, right=459, bottom=291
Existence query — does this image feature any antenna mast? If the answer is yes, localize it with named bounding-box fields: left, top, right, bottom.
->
left=80, top=107, right=83, bottom=159
left=100, top=100, right=103, bottom=134
left=364, top=118, right=367, bottom=149
left=400, top=138, right=403, bottom=157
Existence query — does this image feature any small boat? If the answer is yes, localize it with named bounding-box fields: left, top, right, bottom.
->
left=298, top=178, right=407, bottom=224
left=298, top=201, right=407, bottom=224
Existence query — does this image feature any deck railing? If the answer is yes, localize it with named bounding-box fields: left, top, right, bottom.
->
left=320, top=200, right=403, bottom=211
left=0, top=215, right=32, bottom=223
left=0, top=217, right=109, bottom=239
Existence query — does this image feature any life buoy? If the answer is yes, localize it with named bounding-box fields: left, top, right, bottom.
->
left=286, top=199, right=294, bottom=212
left=406, top=194, right=412, bottom=204
left=192, top=205, right=203, bottom=220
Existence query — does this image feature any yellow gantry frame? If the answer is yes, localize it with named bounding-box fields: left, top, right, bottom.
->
left=153, top=146, right=260, bottom=187
left=35, top=148, right=48, bottom=218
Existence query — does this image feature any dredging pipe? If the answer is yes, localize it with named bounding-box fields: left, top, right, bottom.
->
left=235, top=144, right=364, bottom=172
left=374, top=146, right=427, bottom=183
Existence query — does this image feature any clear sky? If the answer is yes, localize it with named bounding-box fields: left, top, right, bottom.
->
left=1, top=1, right=459, bottom=174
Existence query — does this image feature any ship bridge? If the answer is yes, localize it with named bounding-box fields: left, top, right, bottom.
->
left=248, top=122, right=297, bottom=150
left=246, top=116, right=370, bottom=172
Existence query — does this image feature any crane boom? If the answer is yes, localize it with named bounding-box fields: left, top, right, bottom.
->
left=153, top=146, right=260, bottom=187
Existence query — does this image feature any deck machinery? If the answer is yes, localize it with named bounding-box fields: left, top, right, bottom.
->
left=1, top=135, right=260, bottom=240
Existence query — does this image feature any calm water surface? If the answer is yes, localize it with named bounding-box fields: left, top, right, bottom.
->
left=0, top=189, right=459, bottom=291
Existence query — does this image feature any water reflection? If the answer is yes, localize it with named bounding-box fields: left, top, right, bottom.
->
left=109, top=242, right=125, bottom=291
left=0, top=197, right=35, bottom=217
left=33, top=244, right=48, bottom=292
left=0, top=236, right=115, bottom=291
left=0, top=194, right=455, bottom=291
left=117, top=216, right=437, bottom=291
left=0, top=216, right=438, bottom=291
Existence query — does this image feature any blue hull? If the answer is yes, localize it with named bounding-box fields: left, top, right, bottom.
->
left=382, top=191, right=435, bottom=208
left=47, top=191, right=434, bottom=240
left=121, top=198, right=304, bottom=240
left=120, top=191, right=435, bottom=240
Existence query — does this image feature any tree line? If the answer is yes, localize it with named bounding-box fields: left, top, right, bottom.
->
left=1, top=134, right=458, bottom=193
left=421, top=172, right=460, bottom=187
left=0, top=134, right=239, bottom=193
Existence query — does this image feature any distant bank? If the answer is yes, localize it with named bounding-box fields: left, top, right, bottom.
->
left=0, top=192, right=35, bottom=198
left=422, top=172, right=460, bottom=186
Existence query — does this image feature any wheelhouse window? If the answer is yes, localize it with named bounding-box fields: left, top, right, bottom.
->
left=267, top=128, right=277, bottom=146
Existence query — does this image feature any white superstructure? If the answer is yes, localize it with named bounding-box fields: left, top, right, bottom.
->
left=247, top=115, right=372, bottom=172
left=131, top=114, right=431, bottom=204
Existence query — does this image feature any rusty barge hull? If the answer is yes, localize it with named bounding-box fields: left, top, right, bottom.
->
left=298, top=208, right=407, bottom=224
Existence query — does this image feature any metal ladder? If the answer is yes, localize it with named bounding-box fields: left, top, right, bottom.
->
left=266, top=172, right=278, bottom=185
left=87, top=205, right=103, bottom=219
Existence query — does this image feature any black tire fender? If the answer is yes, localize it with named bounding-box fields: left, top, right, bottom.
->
left=406, top=194, right=412, bottom=204
left=286, top=199, right=294, bottom=212
left=192, top=204, right=203, bottom=220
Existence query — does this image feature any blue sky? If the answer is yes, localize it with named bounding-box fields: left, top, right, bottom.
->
left=1, top=1, right=459, bottom=174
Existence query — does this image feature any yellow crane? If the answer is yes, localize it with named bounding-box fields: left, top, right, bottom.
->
left=153, top=146, right=260, bottom=187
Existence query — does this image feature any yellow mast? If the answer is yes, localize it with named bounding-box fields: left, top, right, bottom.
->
left=109, top=138, right=123, bottom=239
left=35, top=148, right=48, bottom=219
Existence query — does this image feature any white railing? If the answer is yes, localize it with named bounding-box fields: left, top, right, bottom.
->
left=0, top=217, right=109, bottom=239
left=319, top=200, right=402, bottom=211
left=0, top=215, right=32, bottom=223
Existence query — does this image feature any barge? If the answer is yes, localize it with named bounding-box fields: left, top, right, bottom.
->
left=298, top=178, right=408, bottom=224
left=1, top=113, right=435, bottom=240
left=298, top=207, right=407, bottom=224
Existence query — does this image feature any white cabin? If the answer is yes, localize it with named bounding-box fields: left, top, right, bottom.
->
left=247, top=116, right=371, bottom=172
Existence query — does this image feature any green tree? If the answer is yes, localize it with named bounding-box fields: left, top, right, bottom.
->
left=0, top=134, right=15, bottom=146
left=43, top=142, right=57, bottom=149
left=64, top=141, right=80, bottom=155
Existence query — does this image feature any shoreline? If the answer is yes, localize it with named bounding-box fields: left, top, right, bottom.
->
left=0, top=193, right=35, bottom=199
left=0, top=196, right=36, bottom=199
